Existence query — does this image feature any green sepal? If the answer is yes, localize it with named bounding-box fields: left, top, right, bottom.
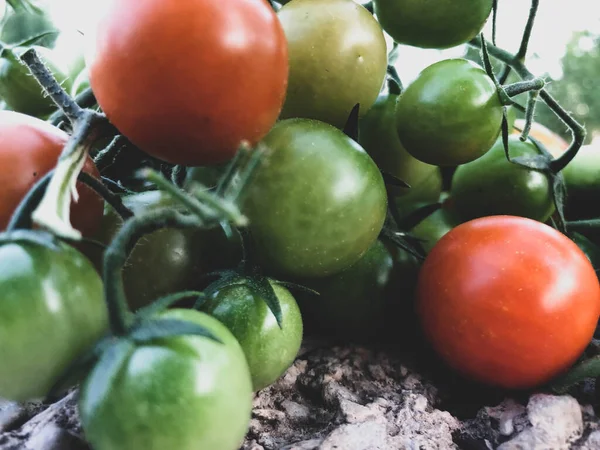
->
left=381, top=171, right=411, bottom=189
left=136, top=290, right=207, bottom=322
left=245, top=276, right=283, bottom=329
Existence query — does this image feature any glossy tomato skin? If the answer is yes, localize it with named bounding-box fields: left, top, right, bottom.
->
left=296, top=239, right=419, bottom=342
left=0, top=111, right=103, bottom=236
left=79, top=309, right=253, bottom=450
left=451, top=135, right=555, bottom=223
left=202, top=280, right=303, bottom=391
left=244, top=118, right=387, bottom=278
left=96, top=191, right=242, bottom=310
left=373, top=0, right=492, bottom=49
left=277, top=0, right=387, bottom=128
left=0, top=47, right=73, bottom=117
left=0, top=238, right=108, bottom=401
left=86, top=0, right=288, bottom=166
left=396, top=59, right=503, bottom=166
left=417, top=216, right=600, bottom=389
left=359, top=93, right=438, bottom=196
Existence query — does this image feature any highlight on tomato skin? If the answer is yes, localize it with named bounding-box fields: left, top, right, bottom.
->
left=416, top=215, right=600, bottom=390
left=85, top=0, right=289, bottom=166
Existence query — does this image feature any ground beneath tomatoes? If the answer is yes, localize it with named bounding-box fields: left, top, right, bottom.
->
left=1, top=342, right=599, bottom=449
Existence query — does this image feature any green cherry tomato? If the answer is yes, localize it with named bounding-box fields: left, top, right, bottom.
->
left=359, top=92, right=438, bottom=195
left=296, top=240, right=419, bottom=342
left=562, top=144, right=600, bottom=220
left=79, top=309, right=253, bottom=450
left=396, top=59, right=503, bottom=166
left=373, top=0, right=492, bottom=49
left=202, top=279, right=303, bottom=391
left=451, top=135, right=555, bottom=222
left=95, top=191, right=242, bottom=310
left=0, top=46, right=73, bottom=117
left=0, top=236, right=108, bottom=402
left=245, top=118, right=387, bottom=278
left=277, top=0, right=387, bottom=128
left=410, top=204, right=462, bottom=254
left=394, top=168, right=443, bottom=219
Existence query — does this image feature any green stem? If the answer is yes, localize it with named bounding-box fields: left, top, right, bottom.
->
left=49, top=88, right=98, bottom=128
left=467, top=37, right=586, bottom=174
left=491, top=0, right=498, bottom=45
left=103, top=209, right=202, bottom=336
left=503, top=78, right=545, bottom=97
left=6, top=170, right=54, bottom=231
left=517, top=0, right=540, bottom=60
left=521, top=89, right=540, bottom=141
left=498, top=65, right=512, bottom=85
left=78, top=172, right=133, bottom=220
left=566, top=219, right=600, bottom=232
left=19, top=48, right=84, bottom=124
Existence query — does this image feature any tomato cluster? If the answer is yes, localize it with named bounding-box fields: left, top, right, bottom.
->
left=0, top=0, right=599, bottom=449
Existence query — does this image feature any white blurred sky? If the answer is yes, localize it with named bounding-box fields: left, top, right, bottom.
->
left=12, top=0, right=600, bottom=83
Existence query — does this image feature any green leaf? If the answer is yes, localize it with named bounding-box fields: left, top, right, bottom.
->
left=81, top=339, right=135, bottom=416
left=247, top=276, right=283, bottom=329
left=130, top=318, right=223, bottom=344
left=379, top=227, right=426, bottom=261
left=342, top=103, right=360, bottom=142
left=136, top=290, right=206, bottom=322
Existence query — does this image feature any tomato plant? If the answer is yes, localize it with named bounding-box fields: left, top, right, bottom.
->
left=512, top=119, right=568, bottom=156
left=359, top=92, right=439, bottom=196
left=0, top=235, right=108, bottom=401
left=394, top=169, right=443, bottom=219
left=395, top=59, right=504, bottom=166
left=561, top=144, right=600, bottom=220
left=417, top=216, right=600, bottom=389
left=373, top=0, right=493, bottom=49
left=95, top=191, right=242, bottom=310
left=277, top=0, right=387, bottom=128
left=410, top=204, right=461, bottom=254
left=201, top=277, right=303, bottom=391
left=79, top=309, right=253, bottom=450
left=85, top=0, right=288, bottom=166
left=0, top=6, right=57, bottom=48
left=296, top=239, right=419, bottom=342
left=0, top=111, right=103, bottom=236
left=244, top=118, right=387, bottom=278
left=0, top=46, right=73, bottom=117
left=451, top=135, right=555, bottom=223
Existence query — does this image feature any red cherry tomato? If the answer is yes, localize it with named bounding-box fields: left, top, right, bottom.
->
left=417, top=216, right=600, bottom=389
left=0, top=111, right=103, bottom=236
left=86, top=0, right=288, bottom=165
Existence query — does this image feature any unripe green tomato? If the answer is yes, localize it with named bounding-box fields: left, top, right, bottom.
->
left=94, top=191, right=242, bottom=311
left=396, top=59, right=503, bottom=166
left=394, top=168, right=443, bottom=219
left=277, top=0, right=388, bottom=128
left=295, top=239, right=419, bottom=343
left=79, top=309, right=253, bottom=450
left=373, top=0, right=492, bottom=49
left=202, top=280, right=303, bottom=391
left=562, top=144, right=600, bottom=220
left=0, top=46, right=73, bottom=117
left=451, top=135, right=555, bottom=222
left=410, top=205, right=462, bottom=254
left=359, top=92, right=438, bottom=196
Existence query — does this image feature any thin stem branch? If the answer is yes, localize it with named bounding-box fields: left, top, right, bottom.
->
left=78, top=172, right=133, bottom=220
left=19, top=48, right=84, bottom=124
left=521, top=89, right=540, bottom=141
left=517, top=0, right=540, bottom=60
left=49, top=88, right=97, bottom=127
left=6, top=171, right=54, bottom=231
left=491, top=0, right=498, bottom=45
left=503, top=78, right=545, bottom=97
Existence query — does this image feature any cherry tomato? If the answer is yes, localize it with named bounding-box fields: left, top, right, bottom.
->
left=244, top=118, right=387, bottom=278
left=0, top=236, right=108, bottom=401
left=296, top=240, right=419, bottom=342
left=451, top=135, right=555, bottom=223
left=201, top=278, right=303, bottom=391
left=96, top=191, right=242, bottom=310
left=561, top=144, right=600, bottom=220
left=79, top=309, right=253, bottom=450
left=394, top=169, right=443, bottom=219
left=417, top=216, right=600, bottom=389
left=0, top=111, right=103, bottom=236
left=373, top=0, right=493, bottom=49
left=0, top=46, right=73, bottom=117
left=359, top=92, right=438, bottom=196
left=277, top=0, right=387, bottom=128
left=86, top=0, right=288, bottom=166
left=396, top=59, right=503, bottom=166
